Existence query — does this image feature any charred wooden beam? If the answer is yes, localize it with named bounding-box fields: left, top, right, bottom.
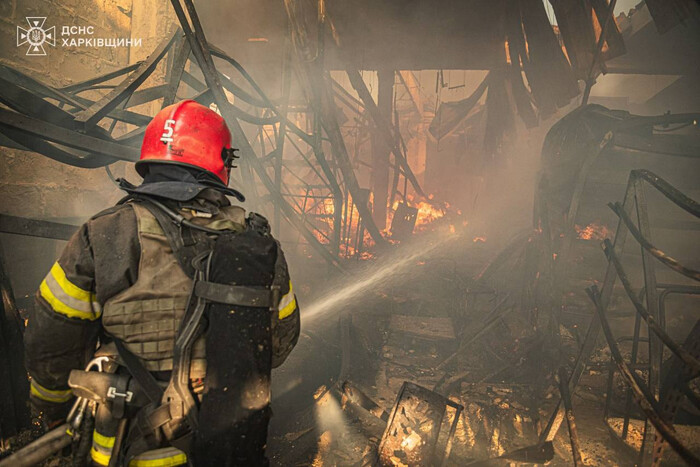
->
left=466, top=442, right=554, bottom=466
left=549, top=0, right=597, bottom=80
left=589, top=0, right=626, bottom=59
left=519, top=0, right=579, bottom=116
left=341, top=381, right=389, bottom=422
left=582, top=0, right=619, bottom=105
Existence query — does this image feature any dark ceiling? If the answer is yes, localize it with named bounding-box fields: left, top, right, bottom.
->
left=197, top=0, right=507, bottom=73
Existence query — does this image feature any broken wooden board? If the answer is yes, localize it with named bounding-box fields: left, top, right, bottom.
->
left=389, top=315, right=456, bottom=341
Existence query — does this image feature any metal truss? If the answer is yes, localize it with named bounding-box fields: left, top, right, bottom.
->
left=535, top=109, right=700, bottom=339
left=0, top=0, right=426, bottom=268
left=540, top=169, right=700, bottom=465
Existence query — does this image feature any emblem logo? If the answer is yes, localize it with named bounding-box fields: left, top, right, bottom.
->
left=17, top=17, right=55, bottom=56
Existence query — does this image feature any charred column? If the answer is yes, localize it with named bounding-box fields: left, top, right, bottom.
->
left=371, top=69, right=394, bottom=230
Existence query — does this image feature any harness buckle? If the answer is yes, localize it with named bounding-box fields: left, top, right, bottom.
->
left=107, top=386, right=134, bottom=402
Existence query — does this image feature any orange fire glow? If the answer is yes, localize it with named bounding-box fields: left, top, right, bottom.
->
left=575, top=222, right=613, bottom=241
left=293, top=189, right=449, bottom=260
left=473, top=236, right=487, bottom=243
left=387, top=196, right=447, bottom=234
left=414, top=200, right=446, bottom=230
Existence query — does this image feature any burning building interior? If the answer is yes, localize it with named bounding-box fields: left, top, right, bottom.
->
left=0, top=0, right=699, bottom=465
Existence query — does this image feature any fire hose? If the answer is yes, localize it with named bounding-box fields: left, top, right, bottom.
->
left=0, top=423, right=72, bottom=467
left=0, top=356, right=109, bottom=467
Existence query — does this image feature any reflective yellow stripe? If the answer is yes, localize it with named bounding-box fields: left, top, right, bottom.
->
left=279, top=295, right=297, bottom=319
left=91, top=429, right=114, bottom=466
left=278, top=281, right=297, bottom=319
left=49, top=262, right=93, bottom=302
left=128, top=448, right=187, bottom=467
left=39, top=262, right=100, bottom=321
left=91, top=446, right=111, bottom=466
left=93, top=430, right=115, bottom=449
left=30, top=379, right=72, bottom=403
left=40, top=280, right=99, bottom=320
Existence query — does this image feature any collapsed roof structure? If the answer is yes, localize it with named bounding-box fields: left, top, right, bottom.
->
left=0, top=0, right=699, bottom=465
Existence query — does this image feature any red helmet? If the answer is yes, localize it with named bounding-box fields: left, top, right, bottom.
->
left=138, top=100, right=233, bottom=184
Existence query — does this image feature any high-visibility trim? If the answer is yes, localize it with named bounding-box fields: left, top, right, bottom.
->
left=39, top=262, right=101, bottom=321
left=40, top=280, right=99, bottom=320
left=278, top=281, right=297, bottom=320
left=128, top=447, right=187, bottom=466
left=30, top=379, right=72, bottom=403
left=91, top=429, right=115, bottom=466
left=91, top=446, right=111, bottom=466
left=48, top=262, right=93, bottom=302
left=93, top=430, right=116, bottom=449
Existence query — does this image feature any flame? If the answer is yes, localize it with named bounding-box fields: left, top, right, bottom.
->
left=386, top=195, right=447, bottom=235
left=473, top=236, right=487, bottom=243
left=295, top=190, right=377, bottom=259
left=292, top=188, right=449, bottom=260
left=414, top=200, right=446, bottom=230
left=323, top=198, right=334, bottom=213
left=575, top=222, right=612, bottom=240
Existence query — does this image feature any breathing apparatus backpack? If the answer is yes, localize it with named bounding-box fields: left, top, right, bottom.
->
left=89, top=195, right=286, bottom=464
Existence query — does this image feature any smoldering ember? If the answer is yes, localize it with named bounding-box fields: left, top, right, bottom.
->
left=0, top=0, right=699, bottom=466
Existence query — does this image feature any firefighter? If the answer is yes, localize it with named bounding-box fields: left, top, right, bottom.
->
left=24, top=100, right=300, bottom=466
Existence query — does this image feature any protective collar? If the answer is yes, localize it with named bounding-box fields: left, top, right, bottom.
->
left=117, top=165, right=245, bottom=202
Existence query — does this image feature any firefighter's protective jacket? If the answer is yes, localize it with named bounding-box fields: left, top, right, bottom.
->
left=24, top=188, right=300, bottom=431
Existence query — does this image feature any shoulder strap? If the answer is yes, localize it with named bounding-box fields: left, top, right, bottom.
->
left=134, top=198, right=212, bottom=279
left=194, top=281, right=274, bottom=307
left=113, top=339, right=163, bottom=404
